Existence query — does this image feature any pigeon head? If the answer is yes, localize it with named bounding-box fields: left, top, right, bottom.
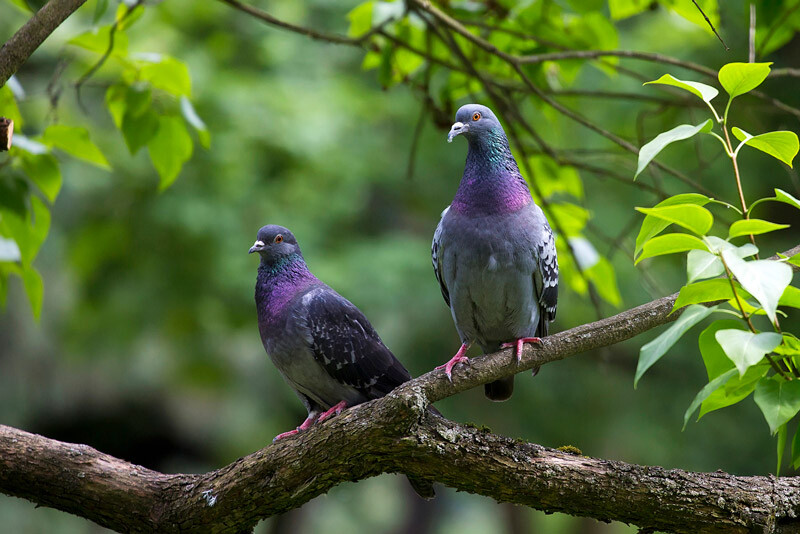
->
left=249, top=225, right=302, bottom=266
left=447, top=104, right=504, bottom=144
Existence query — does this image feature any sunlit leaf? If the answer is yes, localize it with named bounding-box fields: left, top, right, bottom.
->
left=699, top=320, right=746, bottom=380
left=585, top=256, right=621, bottom=307
left=68, top=25, right=128, bottom=56
left=635, top=193, right=711, bottom=256
left=636, top=233, right=708, bottom=264
left=636, top=204, right=713, bottom=235
left=686, top=243, right=756, bottom=283
left=347, top=1, right=374, bottom=37
left=729, top=218, right=790, bottom=238
left=148, top=116, right=192, bottom=190
left=700, top=365, right=767, bottom=420
left=635, top=120, right=713, bottom=178
left=180, top=97, right=210, bottom=149
left=608, top=0, right=650, bottom=19
left=780, top=286, right=800, bottom=309
left=0, top=237, right=21, bottom=262
left=42, top=125, right=110, bottom=170
left=635, top=304, right=716, bottom=387
left=139, top=56, right=191, bottom=97
left=644, top=74, right=718, bottom=103
left=754, top=376, right=800, bottom=435
left=775, top=189, right=800, bottom=210
left=716, top=329, right=783, bottom=376
left=718, top=62, right=772, bottom=99
left=722, top=250, right=793, bottom=324
left=732, top=128, right=799, bottom=168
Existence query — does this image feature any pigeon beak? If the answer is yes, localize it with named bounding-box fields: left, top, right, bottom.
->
left=249, top=240, right=265, bottom=254
left=447, top=121, right=467, bottom=143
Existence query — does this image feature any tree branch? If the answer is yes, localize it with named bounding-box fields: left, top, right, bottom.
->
left=2, top=244, right=799, bottom=533
left=0, top=0, right=87, bottom=87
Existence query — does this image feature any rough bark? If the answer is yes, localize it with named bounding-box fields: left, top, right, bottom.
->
left=1, top=242, right=799, bottom=533
left=0, top=0, right=87, bottom=87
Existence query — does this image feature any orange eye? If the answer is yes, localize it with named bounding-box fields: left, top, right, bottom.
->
left=274, top=235, right=283, bottom=244
left=472, top=112, right=481, bottom=121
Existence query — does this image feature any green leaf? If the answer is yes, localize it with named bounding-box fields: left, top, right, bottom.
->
left=180, top=97, right=210, bottom=149
left=93, top=0, right=109, bottom=23
left=116, top=2, right=144, bottom=31
left=700, top=320, right=746, bottom=380
left=68, top=25, right=128, bottom=56
left=644, top=74, right=718, bottom=103
left=148, top=116, right=193, bottom=190
left=609, top=0, right=650, bottom=19
left=347, top=1, right=374, bottom=38
left=716, top=330, right=783, bottom=376
left=789, top=253, right=800, bottom=269
left=700, top=366, right=767, bottom=420
left=0, top=85, right=23, bottom=129
left=775, top=189, right=800, bottom=210
left=718, top=62, right=772, bottom=99
left=0, top=197, right=50, bottom=267
left=635, top=304, right=716, bottom=387
left=635, top=120, right=713, bottom=179
left=722, top=250, right=793, bottom=324
left=20, top=152, right=61, bottom=202
left=635, top=194, right=711, bottom=257
left=22, top=266, right=43, bottom=320
left=635, top=204, right=713, bottom=236
left=683, top=368, right=737, bottom=430
left=778, top=422, right=788, bottom=474
left=791, top=424, right=800, bottom=469
left=139, top=56, right=191, bottom=97
left=729, top=218, right=790, bottom=238
left=673, top=278, right=741, bottom=311
left=754, top=376, right=800, bottom=435
left=635, top=233, right=708, bottom=264
left=780, top=286, right=800, bottom=309
left=686, top=243, right=756, bottom=283
left=585, top=256, right=621, bottom=307
left=732, top=128, right=799, bottom=168
left=42, top=125, right=110, bottom=170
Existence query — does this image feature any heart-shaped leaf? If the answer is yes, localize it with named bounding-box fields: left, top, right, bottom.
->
left=754, top=376, right=800, bottom=435
left=718, top=62, right=772, bottom=99
left=721, top=250, right=793, bottom=324
left=732, top=128, right=799, bottom=168
left=716, top=330, right=783, bottom=376
left=635, top=120, right=713, bottom=178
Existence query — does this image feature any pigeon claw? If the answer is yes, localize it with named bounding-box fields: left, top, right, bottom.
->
left=435, top=343, right=471, bottom=382
left=273, top=412, right=320, bottom=442
left=318, top=400, right=348, bottom=423
left=273, top=429, right=300, bottom=442
left=501, top=337, right=542, bottom=362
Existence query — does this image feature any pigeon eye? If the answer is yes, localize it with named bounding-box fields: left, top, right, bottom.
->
left=274, top=235, right=283, bottom=244
left=472, top=112, right=481, bottom=121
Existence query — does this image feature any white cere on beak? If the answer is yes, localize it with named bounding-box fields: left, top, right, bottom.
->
left=254, top=240, right=265, bottom=248
left=447, top=121, right=465, bottom=143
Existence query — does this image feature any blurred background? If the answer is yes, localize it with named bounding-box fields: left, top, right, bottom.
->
left=1, top=0, right=799, bottom=532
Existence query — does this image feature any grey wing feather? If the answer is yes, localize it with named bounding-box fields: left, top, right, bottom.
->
left=431, top=206, right=451, bottom=308
left=304, top=289, right=411, bottom=398
left=534, top=223, right=558, bottom=333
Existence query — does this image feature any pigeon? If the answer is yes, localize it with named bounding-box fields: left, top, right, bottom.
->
left=250, top=224, right=435, bottom=498
left=431, top=104, right=558, bottom=401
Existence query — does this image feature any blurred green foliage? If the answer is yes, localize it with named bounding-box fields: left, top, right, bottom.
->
left=1, top=0, right=799, bottom=532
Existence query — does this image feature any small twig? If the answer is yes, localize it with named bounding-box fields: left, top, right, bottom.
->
left=749, top=3, right=756, bottom=62
left=691, top=0, right=728, bottom=50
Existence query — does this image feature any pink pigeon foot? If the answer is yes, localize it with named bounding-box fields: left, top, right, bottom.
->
left=435, top=343, right=471, bottom=381
left=501, top=337, right=542, bottom=362
left=273, top=412, right=319, bottom=442
left=318, top=400, right=348, bottom=423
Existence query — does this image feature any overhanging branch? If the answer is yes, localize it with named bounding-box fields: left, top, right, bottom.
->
left=2, top=244, right=799, bottom=533
left=0, top=0, right=87, bottom=87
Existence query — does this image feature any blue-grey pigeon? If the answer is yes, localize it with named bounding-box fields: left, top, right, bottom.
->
left=250, top=225, right=434, bottom=498
left=431, top=104, right=558, bottom=401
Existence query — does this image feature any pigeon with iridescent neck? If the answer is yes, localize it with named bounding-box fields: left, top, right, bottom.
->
left=431, top=104, right=558, bottom=401
left=250, top=225, right=434, bottom=498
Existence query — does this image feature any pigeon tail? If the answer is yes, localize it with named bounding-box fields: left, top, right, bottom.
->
left=484, top=376, right=514, bottom=401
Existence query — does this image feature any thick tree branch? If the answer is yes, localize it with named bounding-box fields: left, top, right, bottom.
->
left=2, top=244, right=799, bottom=533
left=0, top=0, right=87, bottom=87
